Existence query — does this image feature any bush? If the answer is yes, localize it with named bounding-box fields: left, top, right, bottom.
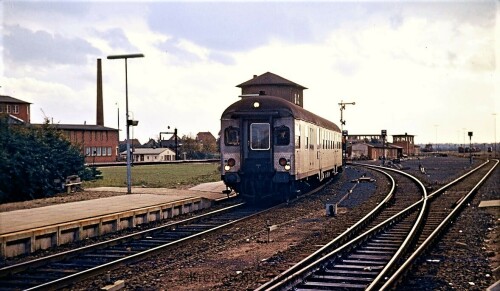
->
left=0, top=116, right=87, bottom=203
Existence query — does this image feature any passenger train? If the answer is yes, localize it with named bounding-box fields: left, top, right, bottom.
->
left=220, top=94, right=343, bottom=202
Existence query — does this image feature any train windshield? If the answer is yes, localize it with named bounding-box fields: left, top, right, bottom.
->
left=250, top=123, right=270, bottom=150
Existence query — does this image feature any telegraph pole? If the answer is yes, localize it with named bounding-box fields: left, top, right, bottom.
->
left=338, top=100, right=356, bottom=166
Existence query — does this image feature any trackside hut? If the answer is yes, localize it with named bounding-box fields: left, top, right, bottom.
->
left=351, top=143, right=401, bottom=160
left=121, top=148, right=176, bottom=162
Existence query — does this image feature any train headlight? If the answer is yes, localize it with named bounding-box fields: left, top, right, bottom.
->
left=253, top=101, right=260, bottom=108
left=224, top=165, right=231, bottom=171
left=279, top=158, right=291, bottom=171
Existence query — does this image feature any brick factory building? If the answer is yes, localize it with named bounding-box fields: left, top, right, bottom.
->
left=2, top=59, right=119, bottom=163
left=0, top=95, right=31, bottom=123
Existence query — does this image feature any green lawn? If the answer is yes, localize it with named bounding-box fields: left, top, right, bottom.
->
left=84, top=163, right=221, bottom=188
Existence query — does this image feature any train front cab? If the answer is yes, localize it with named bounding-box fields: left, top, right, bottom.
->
left=222, top=116, right=294, bottom=202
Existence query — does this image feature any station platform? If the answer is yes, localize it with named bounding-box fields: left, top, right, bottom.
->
left=0, top=181, right=230, bottom=258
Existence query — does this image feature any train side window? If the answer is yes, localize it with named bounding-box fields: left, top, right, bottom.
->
left=250, top=123, right=270, bottom=150
left=295, top=123, right=301, bottom=148
left=275, top=126, right=290, bottom=146
left=224, top=127, right=240, bottom=146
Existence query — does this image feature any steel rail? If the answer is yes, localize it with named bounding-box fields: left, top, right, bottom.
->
left=2, top=180, right=333, bottom=290
left=25, top=205, right=264, bottom=290
left=362, top=165, right=427, bottom=290
left=256, top=166, right=397, bottom=290
left=260, top=160, right=492, bottom=290
left=379, top=159, right=498, bottom=290
left=0, top=202, right=246, bottom=277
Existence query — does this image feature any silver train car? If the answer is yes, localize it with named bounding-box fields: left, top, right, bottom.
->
left=220, top=95, right=342, bottom=202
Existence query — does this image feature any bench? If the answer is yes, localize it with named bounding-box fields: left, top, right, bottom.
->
left=65, top=175, right=82, bottom=193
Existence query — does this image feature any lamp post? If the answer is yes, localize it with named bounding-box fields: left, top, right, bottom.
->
left=468, top=131, right=473, bottom=165
left=107, top=53, right=144, bottom=194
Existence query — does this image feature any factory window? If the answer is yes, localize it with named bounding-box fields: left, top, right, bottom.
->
left=224, top=126, right=240, bottom=146
left=13, top=105, right=19, bottom=114
left=85, top=147, right=91, bottom=156
left=250, top=123, right=270, bottom=150
left=275, top=125, right=290, bottom=146
left=6, top=105, right=11, bottom=113
left=0, top=105, right=3, bottom=113
left=97, top=147, right=101, bottom=156
left=92, top=147, right=97, bottom=156
left=107, top=147, right=112, bottom=156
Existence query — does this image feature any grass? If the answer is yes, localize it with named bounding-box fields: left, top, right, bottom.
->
left=83, top=163, right=220, bottom=188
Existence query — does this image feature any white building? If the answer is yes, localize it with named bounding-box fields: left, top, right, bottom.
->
left=121, top=148, right=176, bottom=162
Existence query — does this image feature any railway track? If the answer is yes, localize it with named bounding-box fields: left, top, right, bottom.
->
left=0, top=201, right=263, bottom=290
left=0, top=178, right=334, bottom=290
left=258, top=159, right=498, bottom=290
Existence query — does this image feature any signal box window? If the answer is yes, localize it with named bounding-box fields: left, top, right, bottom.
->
left=224, top=127, right=240, bottom=146
left=275, top=126, right=290, bottom=146
left=250, top=123, right=270, bottom=150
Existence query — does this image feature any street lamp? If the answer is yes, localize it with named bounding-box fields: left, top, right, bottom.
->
left=107, top=53, right=144, bottom=194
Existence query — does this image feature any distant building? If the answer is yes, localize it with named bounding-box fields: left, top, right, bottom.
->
left=392, top=134, right=416, bottom=156
left=121, top=147, right=176, bottom=162
left=351, top=143, right=402, bottom=160
left=49, top=124, right=119, bottom=164
left=4, top=94, right=119, bottom=163
left=0, top=95, right=31, bottom=123
left=236, top=72, right=307, bottom=107
left=196, top=131, right=216, bottom=145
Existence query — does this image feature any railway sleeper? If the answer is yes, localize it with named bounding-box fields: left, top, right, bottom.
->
left=309, top=274, right=374, bottom=284
left=296, top=280, right=367, bottom=290
left=349, top=254, right=392, bottom=261
left=324, top=269, right=379, bottom=277
left=341, top=259, right=387, bottom=265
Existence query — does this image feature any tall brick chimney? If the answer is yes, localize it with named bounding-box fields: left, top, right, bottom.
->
left=96, top=58, right=104, bottom=126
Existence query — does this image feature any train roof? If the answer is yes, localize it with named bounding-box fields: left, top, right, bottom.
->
left=221, top=95, right=341, bottom=132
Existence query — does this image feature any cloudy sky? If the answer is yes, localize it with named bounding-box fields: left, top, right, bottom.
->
left=1, top=1, right=498, bottom=144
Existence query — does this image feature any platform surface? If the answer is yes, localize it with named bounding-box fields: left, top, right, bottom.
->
left=0, top=181, right=228, bottom=235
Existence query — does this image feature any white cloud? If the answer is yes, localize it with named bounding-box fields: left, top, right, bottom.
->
left=2, top=1, right=497, bottom=145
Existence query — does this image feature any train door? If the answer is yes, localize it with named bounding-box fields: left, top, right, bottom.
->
left=308, top=126, right=315, bottom=171
left=242, top=119, right=272, bottom=167
left=241, top=118, right=274, bottom=199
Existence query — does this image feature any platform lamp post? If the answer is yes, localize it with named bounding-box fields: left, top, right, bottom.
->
left=468, top=131, right=473, bottom=165
left=107, top=53, right=144, bottom=194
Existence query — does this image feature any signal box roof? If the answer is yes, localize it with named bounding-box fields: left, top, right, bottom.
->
left=236, top=72, right=307, bottom=89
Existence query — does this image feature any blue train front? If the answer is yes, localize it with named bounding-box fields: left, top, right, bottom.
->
left=220, top=94, right=342, bottom=202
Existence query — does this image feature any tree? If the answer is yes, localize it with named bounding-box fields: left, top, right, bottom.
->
left=0, top=116, right=87, bottom=202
